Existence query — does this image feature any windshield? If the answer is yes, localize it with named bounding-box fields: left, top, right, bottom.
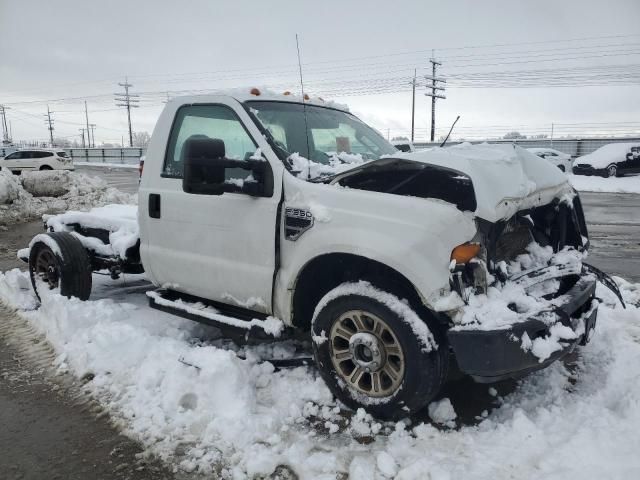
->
left=245, top=100, right=397, bottom=179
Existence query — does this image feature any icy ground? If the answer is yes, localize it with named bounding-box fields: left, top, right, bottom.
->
left=567, top=173, right=640, bottom=194
left=0, top=270, right=639, bottom=479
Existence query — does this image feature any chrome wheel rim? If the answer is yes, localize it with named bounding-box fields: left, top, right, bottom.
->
left=33, top=248, right=59, bottom=290
left=329, top=309, right=405, bottom=397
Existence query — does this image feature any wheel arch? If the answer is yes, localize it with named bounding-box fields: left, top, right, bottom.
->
left=290, top=252, right=438, bottom=333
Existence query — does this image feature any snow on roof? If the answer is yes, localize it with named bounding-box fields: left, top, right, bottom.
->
left=169, top=87, right=350, bottom=112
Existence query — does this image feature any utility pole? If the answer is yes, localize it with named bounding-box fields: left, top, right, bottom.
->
left=0, top=105, right=10, bottom=144
left=89, top=124, right=96, bottom=148
left=44, top=106, right=55, bottom=146
left=84, top=101, right=91, bottom=148
left=115, top=77, right=139, bottom=147
left=410, top=69, right=416, bottom=143
left=79, top=128, right=86, bottom=148
left=425, top=53, right=446, bottom=142
left=550, top=123, right=554, bottom=148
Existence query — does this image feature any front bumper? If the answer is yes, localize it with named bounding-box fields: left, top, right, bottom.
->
left=447, top=275, right=597, bottom=383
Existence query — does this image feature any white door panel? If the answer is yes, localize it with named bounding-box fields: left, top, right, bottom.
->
left=141, top=99, right=282, bottom=314
left=147, top=186, right=279, bottom=313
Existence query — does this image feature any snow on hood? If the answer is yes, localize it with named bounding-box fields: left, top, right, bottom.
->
left=574, top=142, right=638, bottom=169
left=382, top=143, right=572, bottom=222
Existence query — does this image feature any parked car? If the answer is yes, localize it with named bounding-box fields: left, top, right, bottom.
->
left=2, top=149, right=74, bottom=174
left=573, top=143, right=640, bottom=177
left=526, top=148, right=573, bottom=172
left=20, top=90, right=616, bottom=420
left=391, top=139, right=415, bottom=153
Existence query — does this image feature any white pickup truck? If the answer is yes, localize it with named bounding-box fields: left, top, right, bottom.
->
left=21, top=90, right=621, bottom=419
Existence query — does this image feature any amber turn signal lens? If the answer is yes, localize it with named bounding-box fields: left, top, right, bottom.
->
left=451, top=243, right=481, bottom=264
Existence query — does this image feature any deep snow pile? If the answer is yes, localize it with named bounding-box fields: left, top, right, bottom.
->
left=0, top=168, right=136, bottom=225
left=568, top=174, right=640, bottom=194
left=0, top=268, right=639, bottom=479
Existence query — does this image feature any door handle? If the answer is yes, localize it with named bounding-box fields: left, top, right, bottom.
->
left=149, top=193, right=161, bottom=219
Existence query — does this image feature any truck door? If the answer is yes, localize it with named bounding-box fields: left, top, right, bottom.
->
left=141, top=101, right=283, bottom=314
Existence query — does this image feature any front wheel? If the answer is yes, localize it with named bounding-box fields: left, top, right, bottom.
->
left=311, top=282, right=447, bottom=420
left=605, top=164, right=618, bottom=178
left=39, top=165, right=53, bottom=170
left=29, top=232, right=92, bottom=301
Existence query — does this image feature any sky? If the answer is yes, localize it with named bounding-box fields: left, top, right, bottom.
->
left=1, top=0, right=639, bottom=145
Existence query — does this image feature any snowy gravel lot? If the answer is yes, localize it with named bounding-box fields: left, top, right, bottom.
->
left=0, top=269, right=638, bottom=479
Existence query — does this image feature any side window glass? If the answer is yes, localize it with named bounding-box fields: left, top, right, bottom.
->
left=164, top=104, right=259, bottom=182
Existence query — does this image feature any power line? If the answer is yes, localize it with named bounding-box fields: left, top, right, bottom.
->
left=425, top=54, right=446, bottom=142
left=44, top=106, right=54, bottom=146
left=0, top=105, right=10, bottom=144
left=115, top=78, right=139, bottom=147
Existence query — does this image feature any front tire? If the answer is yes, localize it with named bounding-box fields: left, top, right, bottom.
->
left=39, top=165, right=53, bottom=170
left=605, top=164, right=618, bottom=178
left=311, top=283, right=447, bottom=420
left=29, top=232, right=92, bottom=301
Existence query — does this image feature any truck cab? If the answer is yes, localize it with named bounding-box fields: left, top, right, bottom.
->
left=25, top=90, right=609, bottom=419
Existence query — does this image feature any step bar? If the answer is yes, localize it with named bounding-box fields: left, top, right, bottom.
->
left=147, top=289, right=284, bottom=339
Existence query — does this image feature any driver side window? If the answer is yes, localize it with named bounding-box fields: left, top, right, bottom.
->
left=164, top=104, right=259, bottom=180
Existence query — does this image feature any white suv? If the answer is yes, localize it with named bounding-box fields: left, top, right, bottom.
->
left=2, top=149, right=74, bottom=174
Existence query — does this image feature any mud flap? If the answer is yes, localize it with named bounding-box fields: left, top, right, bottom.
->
left=583, top=262, right=626, bottom=309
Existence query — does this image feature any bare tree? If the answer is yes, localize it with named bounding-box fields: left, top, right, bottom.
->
left=132, top=131, right=151, bottom=148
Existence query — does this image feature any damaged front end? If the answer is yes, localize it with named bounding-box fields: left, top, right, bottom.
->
left=446, top=193, right=621, bottom=383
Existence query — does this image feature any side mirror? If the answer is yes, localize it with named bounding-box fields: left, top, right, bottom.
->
left=182, top=137, right=226, bottom=195
left=182, top=137, right=273, bottom=197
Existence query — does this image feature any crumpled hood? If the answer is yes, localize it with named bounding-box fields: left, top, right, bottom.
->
left=333, top=143, right=573, bottom=223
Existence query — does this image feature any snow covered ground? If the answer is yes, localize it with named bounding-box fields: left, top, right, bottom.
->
left=0, top=268, right=638, bottom=479
left=568, top=174, right=640, bottom=194
left=0, top=168, right=136, bottom=225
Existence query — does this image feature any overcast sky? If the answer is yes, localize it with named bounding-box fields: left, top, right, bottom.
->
left=1, top=0, right=639, bottom=145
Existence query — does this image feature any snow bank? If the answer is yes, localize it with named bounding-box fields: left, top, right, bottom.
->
left=21, top=170, right=72, bottom=197
left=0, top=168, right=21, bottom=203
left=1, top=269, right=639, bottom=479
left=574, top=142, right=638, bottom=169
left=568, top=174, right=640, bottom=194
left=0, top=168, right=136, bottom=225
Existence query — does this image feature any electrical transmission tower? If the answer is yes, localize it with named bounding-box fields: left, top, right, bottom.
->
left=115, top=78, right=139, bottom=147
left=0, top=105, right=10, bottom=144
left=425, top=56, right=446, bottom=142
left=44, top=105, right=55, bottom=146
